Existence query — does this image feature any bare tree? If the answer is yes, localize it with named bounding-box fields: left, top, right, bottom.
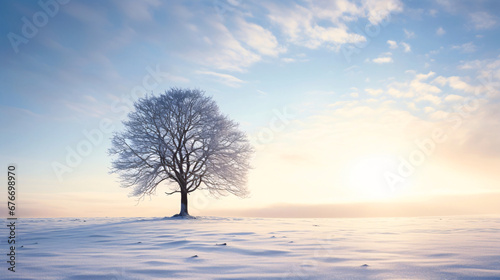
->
left=109, top=88, right=253, bottom=217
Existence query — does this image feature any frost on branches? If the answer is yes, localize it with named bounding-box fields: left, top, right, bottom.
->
left=109, top=88, right=253, bottom=217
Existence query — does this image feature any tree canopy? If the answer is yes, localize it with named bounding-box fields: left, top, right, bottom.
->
left=109, top=88, right=253, bottom=216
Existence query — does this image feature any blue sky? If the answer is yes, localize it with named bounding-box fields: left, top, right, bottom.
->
left=1, top=0, right=500, bottom=217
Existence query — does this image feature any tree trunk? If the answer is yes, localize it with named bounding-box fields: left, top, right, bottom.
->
left=179, top=189, right=189, bottom=216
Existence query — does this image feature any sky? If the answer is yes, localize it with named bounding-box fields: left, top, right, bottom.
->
left=1, top=0, right=500, bottom=218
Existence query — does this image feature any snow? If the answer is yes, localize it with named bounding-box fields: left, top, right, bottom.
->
left=3, top=216, right=500, bottom=279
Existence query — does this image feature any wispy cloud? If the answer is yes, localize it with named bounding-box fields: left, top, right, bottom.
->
left=404, top=28, right=415, bottom=39
left=401, top=42, right=411, bottom=52
left=164, top=73, right=190, bottom=83
left=195, top=70, right=245, bottom=87
left=184, top=19, right=261, bottom=72
left=114, top=0, right=161, bottom=21
left=373, top=57, right=393, bottom=63
left=452, top=42, right=477, bottom=53
left=234, top=18, right=285, bottom=56
left=281, top=57, right=296, bottom=63
left=444, top=94, right=464, bottom=102
left=436, top=27, right=446, bottom=36
left=387, top=40, right=410, bottom=52
left=365, top=88, right=383, bottom=96
left=387, top=40, right=398, bottom=49
left=469, top=12, right=496, bottom=30
left=307, top=90, right=336, bottom=95
left=64, top=2, right=109, bottom=26
left=373, top=52, right=393, bottom=64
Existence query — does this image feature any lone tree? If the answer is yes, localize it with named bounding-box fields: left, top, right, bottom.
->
left=109, top=88, right=253, bottom=217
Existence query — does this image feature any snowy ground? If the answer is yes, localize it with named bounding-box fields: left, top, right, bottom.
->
left=2, top=215, right=500, bottom=279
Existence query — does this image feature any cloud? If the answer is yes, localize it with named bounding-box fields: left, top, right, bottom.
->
left=416, top=71, right=436, bottom=80
left=428, top=110, right=449, bottom=120
left=387, top=40, right=398, bottom=49
left=195, top=70, right=245, bottom=87
left=387, top=40, right=410, bottom=52
left=416, top=93, right=441, bottom=105
left=423, top=106, right=435, bottom=113
left=248, top=102, right=430, bottom=206
left=182, top=18, right=262, bottom=72
left=381, top=71, right=443, bottom=107
left=432, top=75, right=476, bottom=93
left=436, top=27, right=446, bottom=36
left=386, top=87, right=405, bottom=98
left=114, top=0, right=161, bottom=21
left=266, top=3, right=365, bottom=49
left=469, top=12, right=496, bottom=30
left=373, top=55, right=393, bottom=64
left=234, top=18, right=285, bottom=56
left=458, top=60, right=482, bottom=70
left=365, top=88, right=383, bottom=96
left=447, top=76, right=475, bottom=93
left=362, top=0, right=403, bottom=25
left=452, top=42, right=477, bottom=53
left=83, top=95, right=97, bottom=103
left=434, top=58, right=500, bottom=101
left=401, top=42, right=411, bottom=52
left=281, top=57, right=296, bottom=63
left=307, top=90, right=336, bottom=95
left=373, top=57, right=393, bottom=63
left=248, top=96, right=500, bottom=206
left=382, top=62, right=500, bottom=117
left=64, top=2, right=109, bottom=26
left=436, top=2, right=496, bottom=30
left=164, top=73, right=190, bottom=83
left=265, top=0, right=402, bottom=50
left=406, top=102, right=418, bottom=111
left=444, top=94, right=464, bottom=102
left=404, top=28, right=415, bottom=39
left=411, top=75, right=442, bottom=105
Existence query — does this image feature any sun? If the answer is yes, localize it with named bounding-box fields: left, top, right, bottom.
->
left=347, top=155, right=399, bottom=200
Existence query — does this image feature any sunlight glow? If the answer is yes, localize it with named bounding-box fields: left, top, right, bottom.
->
left=347, top=155, right=399, bottom=200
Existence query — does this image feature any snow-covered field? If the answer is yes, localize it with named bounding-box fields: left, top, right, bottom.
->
left=2, top=215, right=500, bottom=280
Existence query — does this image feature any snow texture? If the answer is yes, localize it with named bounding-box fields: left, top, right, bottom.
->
left=2, top=216, right=500, bottom=279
